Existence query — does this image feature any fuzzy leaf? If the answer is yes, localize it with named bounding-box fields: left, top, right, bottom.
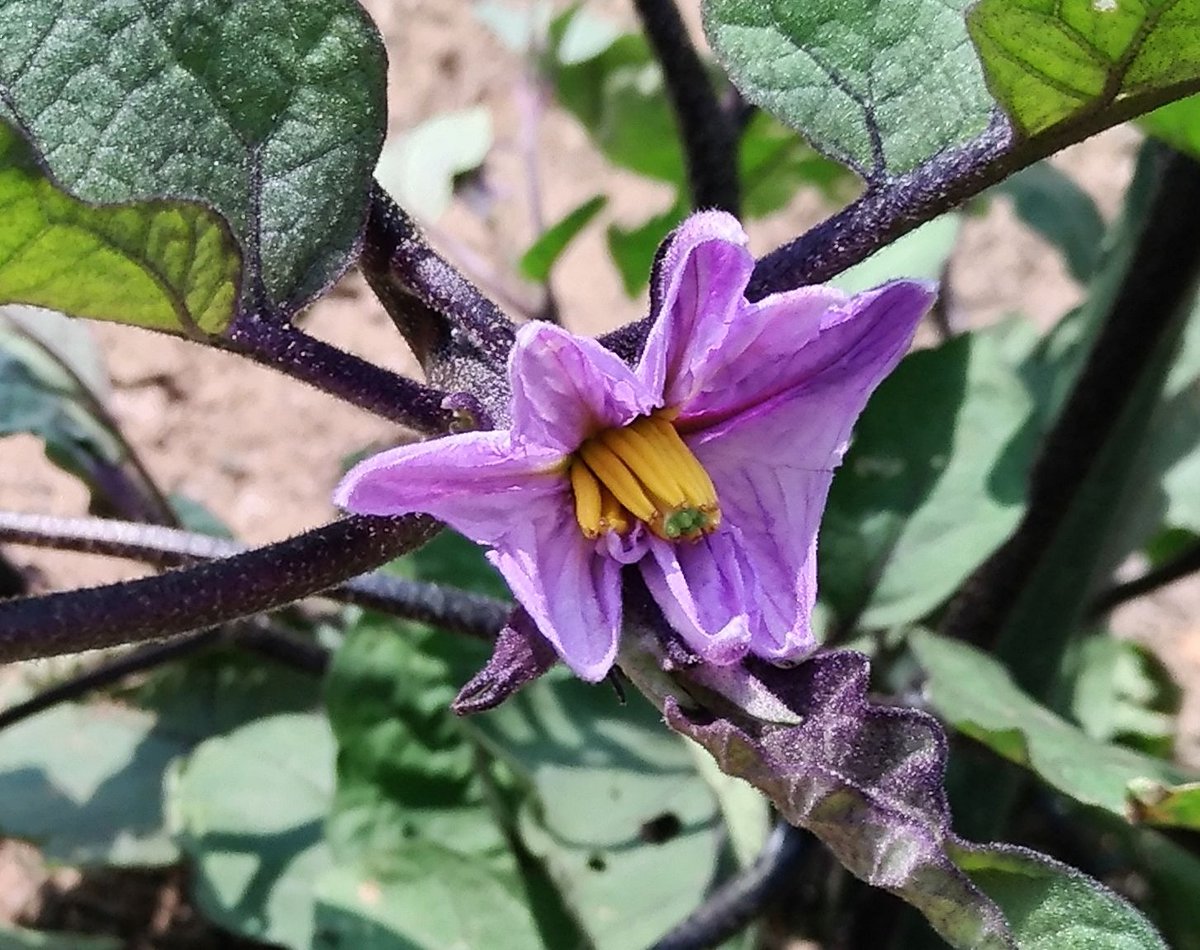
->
left=912, top=631, right=1194, bottom=817
left=664, top=650, right=1165, bottom=948
left=703, top=0, right=995, bottom=179
left=0, top=0, right=386, bottom=313
left=967, top=0, right=1200, bottom=137
left=0, top=124, right=240, bottom=336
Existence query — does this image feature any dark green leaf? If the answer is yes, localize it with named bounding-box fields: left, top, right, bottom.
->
left=469, top=674, right=724, bottom=950
left=820, top=322, right=1036, bottom=630
left=519, top=195, right=607, bottom=282
left=606, top=195, right=688, bottom=297
left=967, top=0, right=1200, bottom=138
left=704, top=0, right=994, bottom=178
left=172, top=713, right=336, bottom=949
left=0, top=124, right=241, bottom=335
left=912, top=630, right=1194, bottom=818
left=375, top=107, right=493, bottom=222
left=996, top=163, right=1106, bottom=282
left=0, top=0, right=387, bottom=313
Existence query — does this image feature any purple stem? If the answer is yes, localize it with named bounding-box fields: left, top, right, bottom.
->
left=632, top=0, right=740, bottom=214
left=224, top=309, right=459, bottom=433
left=0, top=514, right=438, bottom=664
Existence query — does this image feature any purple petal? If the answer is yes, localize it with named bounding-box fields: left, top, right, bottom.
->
left=639, top=528, right=754, bottom=665
left=636, top=211, right=757, bottom=408
left=510, top=321, right=660, bottom=453
left=680, top=279, right=936, bottom=431
left=334, top=430, right=565, bottom=545
left=488, top=502, right=622, bottom=682
left=451, top=608, right=559, bottom=715
left=694, top=460, right=825, bottom=662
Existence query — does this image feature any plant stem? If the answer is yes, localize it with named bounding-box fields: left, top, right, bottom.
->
left=650, top=823, right=812, bottom=950
left=224, top=310, right=459, bottom=433
left=941, top=145, right=1200, bottom=659
left=0, top=510, right=510, bottom=642
left=1088, top=539, right=1200, bottom=619
left=632, top=0, right=740, bottom=215
left=0, top=514, right=438, bottom=663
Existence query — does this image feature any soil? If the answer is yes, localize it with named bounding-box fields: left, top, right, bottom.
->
left=1, top=1, right=1196, bottom=947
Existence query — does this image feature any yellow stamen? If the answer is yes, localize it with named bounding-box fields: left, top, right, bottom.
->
left=599, top=425, right=688, bottom=509
left=569, top=459, right=603, bottom=537
left=578, top=441, right=658, bottom=523
left=635, top=415, right=719, bottom=510
left=599, top=487, right=629, bottom=534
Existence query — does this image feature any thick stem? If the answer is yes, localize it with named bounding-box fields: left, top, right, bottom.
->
left=0, top=514, right=438, bottom=663
left=940, top=145, right=1200, bottom=653
left=224, top=310, right=459, bottom=433
left=0, top=511, right=509, bottom=642
left=631, top=0, right=741, bottom=215
left=362, top=184, right=516, bottom=370
left=650, top=823, right=811, bottom=950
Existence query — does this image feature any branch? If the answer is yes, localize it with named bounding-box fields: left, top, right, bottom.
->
left=1088, top=538, right=1200, bottom=619
left=941, top=144, right=1200, bottom=651
left=0, top=514, right=438, bottom=663
left=224, top=309, right=460, bottom=433
left=632, top=0, right=740, bottom=214
left=0, top=510, right=510, bottom=643
left=650, top=823, right=812, bottom=950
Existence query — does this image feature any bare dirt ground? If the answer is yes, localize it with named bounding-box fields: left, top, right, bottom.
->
left=0, top=0, right=1195, bottom=946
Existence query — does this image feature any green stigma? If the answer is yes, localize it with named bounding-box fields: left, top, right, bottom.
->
left=663, top=508, right=713, bottom=539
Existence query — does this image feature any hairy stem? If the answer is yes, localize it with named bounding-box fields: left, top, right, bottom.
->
left=632, top=0, right=740, bottom=214
left=0, top=515, right=438, bottom=663
left=0, top=511, right=509, bottom=642
left=224, top=309, right=458, bottom=432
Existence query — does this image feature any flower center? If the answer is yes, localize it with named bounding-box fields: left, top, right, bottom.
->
left=568, top=412, right=720, bottom=541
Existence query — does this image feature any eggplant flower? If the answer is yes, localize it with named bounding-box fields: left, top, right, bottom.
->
left=336, top=212, right=934, bottom=681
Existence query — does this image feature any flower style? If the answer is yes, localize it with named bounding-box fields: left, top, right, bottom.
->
left=336, top=212, right=934, bottom=682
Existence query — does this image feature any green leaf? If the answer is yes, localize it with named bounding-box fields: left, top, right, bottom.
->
left=1143, top=94, right=1200, bottom=160
left=703, top=0, right=995, bottom=178
left=606, top=195, right=688, bottom=297
left=820, top=322, right=1037, bottom=630
left=684, top=741, right=770, bottom=869
left=0, top=925, right=120, bottom=950
left=314, top=844, right=544, bottom=950
left=469, top=674, right=724, bottom=950
left=967, top=0, right=1200, bottom=138
left=912, top=630, right=1194, bottom=818
left=0, top=123, right=241, bottom=336
left=171, top=713, right=336, bottom=949
left=547, top=12, right=685, bottom=184
left=996, top=163, right=1106, bottom=282
left=375, top=107, right=493, bottom=222
left=1069, top=636, right=1179, bottom=758
left=738, top=110, right=854, bottom=218
left=0, top=701, right=182, bottom=866
left=0, top=0, right=386, bottom=313
left=1127, top=778, right=1200, bottom=829
left=949, top=842, right=1168, bottom=949
left=519, top=195, right=607, bottom=282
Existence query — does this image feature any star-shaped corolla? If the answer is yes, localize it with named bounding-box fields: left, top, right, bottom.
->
left=336, top=212, right=935, bottom=681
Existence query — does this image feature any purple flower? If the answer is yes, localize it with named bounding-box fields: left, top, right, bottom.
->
left=336, top=212, right=934, bottom=681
